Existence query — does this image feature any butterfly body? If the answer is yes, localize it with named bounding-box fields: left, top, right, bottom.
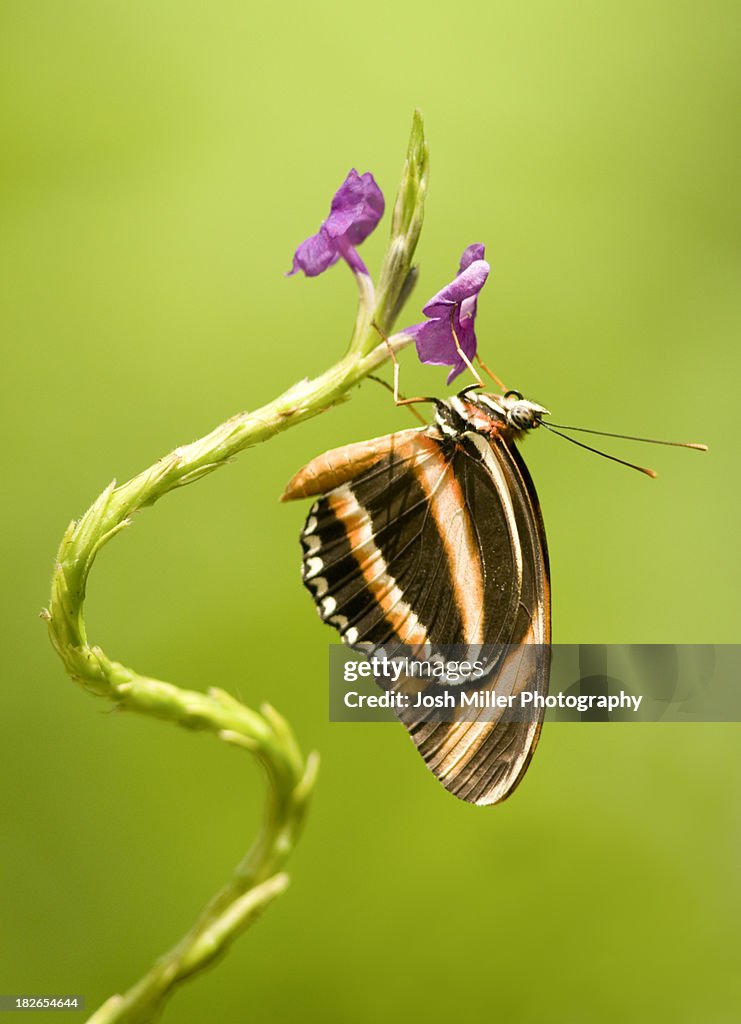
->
left=282, top=390, right=551, bottom=805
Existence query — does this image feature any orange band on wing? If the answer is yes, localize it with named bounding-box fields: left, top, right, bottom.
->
left=327, top=485, right=429, bottom=646
left=410, top=440, right=486, bottom=644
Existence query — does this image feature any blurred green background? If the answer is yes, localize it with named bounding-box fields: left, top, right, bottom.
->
left=2, top=1, right=739, bottom=1021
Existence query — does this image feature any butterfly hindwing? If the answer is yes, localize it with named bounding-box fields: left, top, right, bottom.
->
left=400, top=434, right=550, bottom=805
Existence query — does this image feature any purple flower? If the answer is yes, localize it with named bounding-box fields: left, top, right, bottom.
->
left=288, top=170, right=385, bottom=278
left=404, top=244, right=490, bottom=383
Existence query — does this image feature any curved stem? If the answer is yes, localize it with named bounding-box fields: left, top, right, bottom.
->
left=44, top=113, right=428, bottom=1024
left=44, top=339, right=412, bottom=1024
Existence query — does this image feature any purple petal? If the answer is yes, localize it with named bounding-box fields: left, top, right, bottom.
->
left=336, top=237, right=370, bottom=277
left=422, top=260, right=490, bottom=318
left=400, top=245, right=489, bottom=384
left=405, top=307, right=481, bottom=385
left=407, top=318, right=458, bottom=366
left=324, top=170, right=385, bottom=246
left=287, top=170, right=384, bottom=279
left=287, top=227, right=340, bottom=277
left=408, top=312, right=478, bottom=383
left=459, top=243, right=486, bottom=273
left=459, top=293, right=478, bottom=324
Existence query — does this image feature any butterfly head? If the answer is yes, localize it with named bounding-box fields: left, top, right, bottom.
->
left=498, top=390, right=550, bottom=431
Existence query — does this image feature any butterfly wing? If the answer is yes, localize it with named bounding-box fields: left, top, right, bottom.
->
left=400, top=433, right=550, bottom=806
left=283, top=425, right=550, bottom=805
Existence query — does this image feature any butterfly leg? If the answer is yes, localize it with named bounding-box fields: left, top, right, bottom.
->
left=370, top=321, right=437, bottom=409
left=367, top=375, right=428, bottom=424
left=476, top=354, right=506, bottom=392
left=448, top=312, right=484, bottom=388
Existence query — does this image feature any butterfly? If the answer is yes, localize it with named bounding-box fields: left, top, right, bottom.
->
left=282, top=388, right=551, bottom=805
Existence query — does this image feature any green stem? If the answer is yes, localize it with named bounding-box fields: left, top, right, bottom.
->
left=44, top=113, right=428, bottom=1024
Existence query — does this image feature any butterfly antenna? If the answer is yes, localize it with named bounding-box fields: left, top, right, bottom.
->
left=540, top=422, right=658, bottom=478
left=546, top=422, right=708, bottom=452
left=476, top=354, right=507, bottom=391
